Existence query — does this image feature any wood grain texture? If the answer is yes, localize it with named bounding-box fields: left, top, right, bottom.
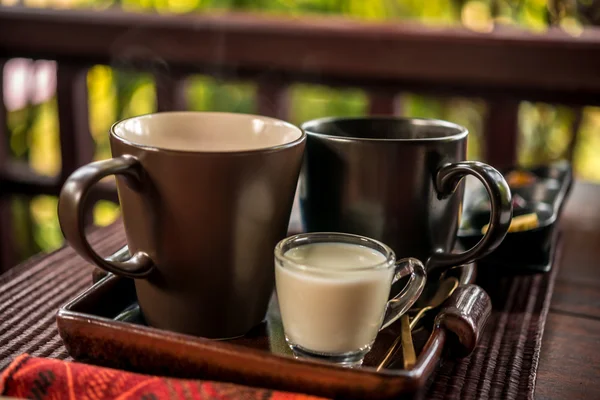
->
left=535, top=181, right=600, bottom=399
left=536, top=314, right=600, bottom=400
left=551, top=280, right=600, bottom=319
left=562, top=182, right=600, bottom=231
left=556, top=182, right=600, bottom=287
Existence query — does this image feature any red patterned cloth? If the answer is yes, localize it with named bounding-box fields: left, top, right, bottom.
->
left=1, top=355, right=325, bottom=400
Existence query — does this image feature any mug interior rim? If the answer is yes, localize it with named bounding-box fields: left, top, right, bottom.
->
left=301, top=116, right=468, bottom=142
left=110, top=111, right=305, bottom=154
left=275, top=232, right=396, bottom=274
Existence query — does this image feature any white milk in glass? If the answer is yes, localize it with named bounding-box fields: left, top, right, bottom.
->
left=275, top=242, right=394, bottom=354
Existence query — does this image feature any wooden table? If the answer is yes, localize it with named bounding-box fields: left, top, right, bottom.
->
left=536, top=181, right=600, bottom=399
left=0, top=181, right=597, bottom=399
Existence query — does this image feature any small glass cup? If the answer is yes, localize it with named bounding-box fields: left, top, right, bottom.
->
left=274, top=232, right=427, bottom=367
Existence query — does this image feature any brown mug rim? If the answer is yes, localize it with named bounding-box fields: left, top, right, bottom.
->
left=110, top=111, right=306, bottom=155
left=301, top=116, right=468, bottom=143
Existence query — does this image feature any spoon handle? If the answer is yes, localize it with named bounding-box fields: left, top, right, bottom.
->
left=376, top=284, right=491, bottom=370
left=375, top=306, right=433, bottom=371
left=400, top=314, right=416, bottom=369
left=376, top=336, right=401, bottom=371
left=409, top=305, right=432, bottom=330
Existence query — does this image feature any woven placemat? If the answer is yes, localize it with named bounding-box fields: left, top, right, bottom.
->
left=0, top=223, right=560, bottom=399
left=0, top=223, right=126, bottom=368
left=425, top=238, right=561, bottom=400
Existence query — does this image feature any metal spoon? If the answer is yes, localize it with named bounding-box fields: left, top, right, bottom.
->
left=399, top=314, right=416, bottom=369
left=376, top=277, right=460, bottom=371
left=410, top=277, right=460, bottom=330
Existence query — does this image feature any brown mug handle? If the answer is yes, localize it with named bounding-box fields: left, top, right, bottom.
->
left=58, top=155, right=155, bottom=278
left=428, top=161, right=512, bottom=271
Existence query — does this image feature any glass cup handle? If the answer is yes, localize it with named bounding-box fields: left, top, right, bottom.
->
left=380, top=258, right=427, bottom=330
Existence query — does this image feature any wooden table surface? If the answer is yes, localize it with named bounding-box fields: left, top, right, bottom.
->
left=0, top=181, right=595, bottom=399
left=536, top=181, right=600, bottom=399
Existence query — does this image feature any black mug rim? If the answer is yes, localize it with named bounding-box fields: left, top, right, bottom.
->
left=301, top=116, right=468, bottom=143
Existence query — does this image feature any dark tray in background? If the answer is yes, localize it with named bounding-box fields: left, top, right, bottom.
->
left=57, top=256, right=479, bottom=400
left=458, top=161, right=572, bottom=274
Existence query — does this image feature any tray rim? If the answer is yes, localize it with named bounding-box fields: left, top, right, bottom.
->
left=458, top=161, right=573, bottom=238
left=57, top=256, right=475, bottom=398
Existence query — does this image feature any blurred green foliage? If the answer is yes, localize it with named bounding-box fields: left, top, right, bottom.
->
left=2, top=0, right=599, bottom=262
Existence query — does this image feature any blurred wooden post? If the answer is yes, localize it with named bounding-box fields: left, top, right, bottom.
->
left=0, top=61, right=9, bottom=167
left=368, top=90, right=399, bottom=115
left=57, top=64, right=94, bottom=180
left=57, top=64, right=95, bottom=226
left=484, top=99, right=520, bottom=169
left=155, top=74, right=188, bottom=112
left=256, top=77, right=302, bottom=231
left=256, top=78, right=290, bottom=120
left=0, top=60, right=17, bottom=272
left=566, top=109, right=584, bottom=162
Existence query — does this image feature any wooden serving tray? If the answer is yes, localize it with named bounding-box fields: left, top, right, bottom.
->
left=57, top=250, right=488, bottom=399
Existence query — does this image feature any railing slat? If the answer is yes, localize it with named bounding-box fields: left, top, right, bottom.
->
left=484, top=99, right=520, bottom=169
left=256, top=77, right=295, bottom=228
left=256, top=78, right=289, bottom=120
left=368, top=90, right=398, bottom=115
left=0, top=197, right=16, bottom=273
left=0, top=60, right=8, bottom=168
left=3, top=8, right=600, bottom=105
left=155, top=73, right=187, bottom=112
left=566, top=108, right=584, bottom=162
left=0, top=60, right=16, bottom=272
left=0, top=160, right=117, bottom=202
left=57, top=64, right=95, bottom=181
left=57, top=64, right=100, bottom=226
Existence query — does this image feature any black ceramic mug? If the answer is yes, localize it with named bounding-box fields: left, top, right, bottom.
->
left=300, top=117, right=512, bottom=272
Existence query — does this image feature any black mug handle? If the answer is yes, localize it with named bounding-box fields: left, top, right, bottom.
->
left=427, top=161, right=513, bottom=271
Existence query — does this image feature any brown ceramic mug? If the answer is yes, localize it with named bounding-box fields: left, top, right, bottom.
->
left=58, top=111, right=305, bottom=339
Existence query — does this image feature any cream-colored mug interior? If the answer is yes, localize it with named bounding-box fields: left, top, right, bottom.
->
left=112, top=112, right=303, bottom=152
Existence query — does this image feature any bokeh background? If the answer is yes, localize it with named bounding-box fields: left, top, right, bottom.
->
left=1, top=0, right=599, bottom=263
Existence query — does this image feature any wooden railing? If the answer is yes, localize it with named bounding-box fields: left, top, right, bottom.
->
left=1, top=6, right=600, bottom=270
